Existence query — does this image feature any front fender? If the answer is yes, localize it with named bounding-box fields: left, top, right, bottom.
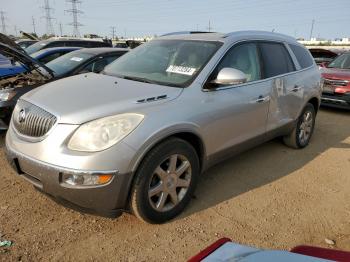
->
left=125, top=122, right=206, bottom=173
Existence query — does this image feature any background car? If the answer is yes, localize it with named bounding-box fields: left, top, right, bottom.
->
left=25, top=38, right=112, bottom=55
left=30, top=47, right=82, bottom=64
left=189, top=238, right=350, bottom=261
left=309, top=48, right=339, bottom=66
left=15, top=39, right=38, bottom=49
left=45, top=47, right=128, bottom=77
left=0, top=45, right=128, bottom=129
left=320, top=52, right=350, bottom=109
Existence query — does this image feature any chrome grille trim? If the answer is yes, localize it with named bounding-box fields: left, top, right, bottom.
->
left=323, top=78, right=349, bottom=87
left=13, top=100, right=57, bottom=138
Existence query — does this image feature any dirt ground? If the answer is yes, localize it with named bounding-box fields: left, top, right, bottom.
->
left=0, top=107, right=349, bottom=262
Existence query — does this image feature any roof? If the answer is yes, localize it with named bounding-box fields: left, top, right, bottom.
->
left=159, top=30, right=298, bottom=45
left=31, top=47, right=81, bottom=56
left=77, top=47, right=129, bottom=55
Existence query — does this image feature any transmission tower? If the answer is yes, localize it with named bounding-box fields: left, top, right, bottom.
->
left=0, top=11, right=7, bottom=34
left=65, top=0, right=83, bottom=37
left=42, top=0, right=55, bottom=36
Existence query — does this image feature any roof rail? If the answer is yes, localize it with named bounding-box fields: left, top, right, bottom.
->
left=161, top=31, right=215, bottom=37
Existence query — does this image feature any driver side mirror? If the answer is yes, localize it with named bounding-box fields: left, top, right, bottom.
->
left=211, top=68, right=247, bottom=86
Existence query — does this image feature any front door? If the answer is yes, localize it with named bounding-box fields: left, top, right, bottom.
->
left=202, top=42, right=271, bottom=159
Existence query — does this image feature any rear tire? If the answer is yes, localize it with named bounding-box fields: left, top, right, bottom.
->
left=130, top=138, right=199, bottom=224
left=283, top=103, right=316, bottom=149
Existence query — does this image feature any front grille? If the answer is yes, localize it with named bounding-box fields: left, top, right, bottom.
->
left=13, top=100, right=57, bottom=138
left=323, top=78, right=348, bottom=87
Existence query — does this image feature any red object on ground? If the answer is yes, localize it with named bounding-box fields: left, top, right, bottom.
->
left=188, top=238, right=231, bottom=262
left=291, top=245, right=350, bottom=262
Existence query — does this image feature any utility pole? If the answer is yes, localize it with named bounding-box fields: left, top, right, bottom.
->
left=59, top=22, right=63, bottom=36
left=42, top=0, right=55, bottom=36
left=309, top=19, right=315, bottom=40
left=65, top=0, right=83, bottom=37
left=14, top=25, right=18, bottom=37
left=207, top=20, right=212, bottom=32
left=0, top=11, right=7, bottom=34
left=111, top=26, right=116, bottom=40
left=32, top=16, right=36, bottom=35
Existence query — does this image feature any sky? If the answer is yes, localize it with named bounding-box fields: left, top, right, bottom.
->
left=1, top=0, right=350, bottom=39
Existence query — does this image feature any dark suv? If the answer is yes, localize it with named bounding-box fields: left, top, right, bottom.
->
left=25, top=39, right=112, bottom=55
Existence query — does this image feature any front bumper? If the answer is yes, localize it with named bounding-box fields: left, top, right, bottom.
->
left=5, top=123, right=137, bottom=217
left=321, top=92, right=350, bottom=109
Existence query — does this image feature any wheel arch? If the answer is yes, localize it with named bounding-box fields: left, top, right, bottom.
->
left=308, top=97, right=320, bottom=114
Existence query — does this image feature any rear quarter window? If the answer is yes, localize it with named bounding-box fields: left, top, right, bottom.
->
left=259, top=42, right=295, bottom=78
left=289, top=44, right=314, bottom=69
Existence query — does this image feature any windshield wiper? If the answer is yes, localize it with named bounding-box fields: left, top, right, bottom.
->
left=122, top=75, right=158, bottom=84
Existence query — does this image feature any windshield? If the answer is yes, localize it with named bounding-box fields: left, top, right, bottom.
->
left=327, top=53, right=350, bottom=69
left=46, top=51, right=94, bottom=76
left=103, top=39, right=222, bottom=87
left=25, top=41, right=48, bottom=55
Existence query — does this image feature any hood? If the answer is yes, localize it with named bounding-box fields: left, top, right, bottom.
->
left=22, top=73, right=183, bottom=124
left=0, top=43, right=54, bottom=79
left=0, top=33, right=23, bottom=51
left=321, top=67, right=350, bottom=81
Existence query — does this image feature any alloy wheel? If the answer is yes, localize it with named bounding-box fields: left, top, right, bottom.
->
left=148, top=154, right=192, bottom=212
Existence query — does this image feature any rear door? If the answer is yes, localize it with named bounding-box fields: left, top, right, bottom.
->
left=258, top=41, right=299, bottom=131
left=203, top=42, right=271, bottom=157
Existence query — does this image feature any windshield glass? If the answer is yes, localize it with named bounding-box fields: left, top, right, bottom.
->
left=103, top=39, right=222, bottom=87
left=327, top=53, right=350, bottom=69
left=46, top=51, right=94, bottom=76
left=25, top=41, right=48, bottom=55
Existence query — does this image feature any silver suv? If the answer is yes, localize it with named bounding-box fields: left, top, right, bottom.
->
left=6, top=31, right=322, bottom=223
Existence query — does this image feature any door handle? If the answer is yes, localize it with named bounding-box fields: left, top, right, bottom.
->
left=252, top=95, right=270, bottom=103
left=292, top=85, right=302, bottom=92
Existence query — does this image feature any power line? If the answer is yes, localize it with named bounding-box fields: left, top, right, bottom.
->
left=0, top=11, right=7, bottom=35
left=42, top=0, right=55, bottom=35
left=65, top=0, right=83, bottom=37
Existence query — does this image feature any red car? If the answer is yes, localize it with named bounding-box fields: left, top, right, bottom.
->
left=320, top=52, right=350, bottom=109
left=189, top=238, right=350, bottom=261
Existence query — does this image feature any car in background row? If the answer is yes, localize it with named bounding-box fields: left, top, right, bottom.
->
left=188, top=238, right=350, bottom=261
left=309, top=48, right=339, bottom=66
left=0, top=44, right=128, bottom=129
left=320, top=52, right=350, bottom=109
left=5, top=31, right=321, bottom=223
left=45, top=47, right=128, bottom=78
left=25, top=38, right=112, bottom=55
left=0, top=47, right=82, bottom=78
left=15, top=39, right=38, bottom=49
left=31, top=47, right=82, bottom=64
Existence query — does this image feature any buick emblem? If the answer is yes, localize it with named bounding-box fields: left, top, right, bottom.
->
left=18, top=109, right=26, bottom=123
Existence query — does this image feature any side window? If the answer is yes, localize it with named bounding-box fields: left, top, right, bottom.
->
left=46, top=41, right=63, bottom=48
left=79, top=57, right=108, bottom=73
left=259, top=42, right=295, bottom=78
left=214, top=42, right=261, bottom=83
left=289, top=44, right=314, bottom=69
left=39, top=52, right=62, bottom=64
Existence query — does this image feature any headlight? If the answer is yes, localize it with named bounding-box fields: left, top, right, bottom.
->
left=0, top=90, right=17, bottom=102
left=68, top=113, right=144, bottom=152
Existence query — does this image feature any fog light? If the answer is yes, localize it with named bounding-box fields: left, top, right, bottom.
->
left=62, top=173, right=113, bottom=186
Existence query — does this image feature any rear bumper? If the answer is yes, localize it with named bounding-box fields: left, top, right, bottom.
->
left=5, top=143, right=133, bottom=218
left=321, top=92, right=350, bottom=109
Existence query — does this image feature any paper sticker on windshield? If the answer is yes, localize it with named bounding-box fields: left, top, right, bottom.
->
left=70, top=57, right=83, bottom=62
left=166, top=65, right=196, bottom=76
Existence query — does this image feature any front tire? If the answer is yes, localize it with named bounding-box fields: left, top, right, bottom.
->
left=283, top=103, right=316, bottom=149
left=130, top=138, right=200, bottom=224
